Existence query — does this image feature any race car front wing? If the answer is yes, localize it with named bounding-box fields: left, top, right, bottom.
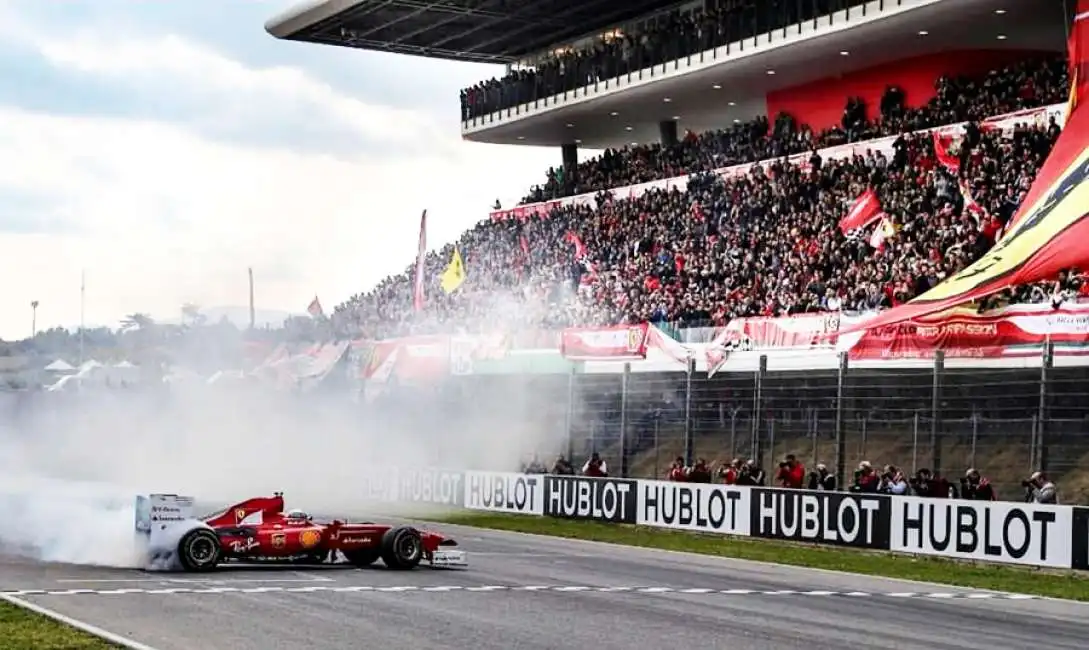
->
left=428, top=549, right=467, bottom=567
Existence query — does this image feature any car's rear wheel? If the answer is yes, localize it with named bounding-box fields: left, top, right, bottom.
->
left=177, top=528, right=222, bottom=572
left=380, top=526, right=422, bottom=570
left=344, top=549, right=381, bottom=567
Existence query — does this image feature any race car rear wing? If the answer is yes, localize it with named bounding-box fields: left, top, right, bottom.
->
left=134, top=493, right=196, bottom=549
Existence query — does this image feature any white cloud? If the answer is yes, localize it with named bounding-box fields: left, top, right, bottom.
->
left=0, top=12, right=557, bottom=339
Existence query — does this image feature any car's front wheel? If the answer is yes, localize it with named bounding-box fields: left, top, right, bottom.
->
left=380, top=526, right=422, bottom=570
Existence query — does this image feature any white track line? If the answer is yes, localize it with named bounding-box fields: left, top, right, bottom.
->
left=0, top=585, right=1039, bottom=599
left=0, top=593, right=162, bottom=650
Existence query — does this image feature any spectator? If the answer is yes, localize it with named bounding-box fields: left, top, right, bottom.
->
left=806, top=463, right=837, bottom=491
left=851, top=461, right=881, bottom=492
left=1023, top=471, right=1057, bottom=504
left=960, top=468, right=997, bottom=500
left=775, top=454, right=806, bottom=488
left=667, top=456, right=687, bottom=482
left=583, top=452, right=608, bottom=477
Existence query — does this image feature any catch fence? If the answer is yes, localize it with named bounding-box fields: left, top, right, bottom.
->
left=417, top=345, right=1089, bottom=504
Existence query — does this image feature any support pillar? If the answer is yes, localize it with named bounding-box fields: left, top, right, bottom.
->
left=561, top=143, right=578, bottom=174
left=658, top=119, right=678, bottom=147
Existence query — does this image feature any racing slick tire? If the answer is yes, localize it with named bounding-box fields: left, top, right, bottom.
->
left=380, top=526, right=423, bottom=570
left=344, top=549, right=381, bottom=567
left=177, top=528, right=222, bottom=572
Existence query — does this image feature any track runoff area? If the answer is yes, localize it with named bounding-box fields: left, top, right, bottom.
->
left=4, top=471, right=1089, bottom=650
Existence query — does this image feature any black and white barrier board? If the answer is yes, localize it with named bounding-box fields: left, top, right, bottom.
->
left=361, top=468, right=1089, bottom=572
left=751, top=489, right=890, bottom=549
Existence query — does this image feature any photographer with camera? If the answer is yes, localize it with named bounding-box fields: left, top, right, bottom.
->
left=960, top=468, right=996, bottom=500
left=688, top=458, right=713, bottom=483
left=735, top=459, right=766, bottom=486
left=1022, top=471, right=1057, bottom=504
left=775, top=454, right=806, bottom=489
left=908, top=468, right=958, bottom=498
left=850, top=461, right=881, bottom=493
left=806, top=463, right=837, bottom=491
left=880, top=464, right=909, bottom=495
left=717, top=458, right=741, bottom=485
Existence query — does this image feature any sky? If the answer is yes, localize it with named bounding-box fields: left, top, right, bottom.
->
left=0, top=0, right=565, bottom=340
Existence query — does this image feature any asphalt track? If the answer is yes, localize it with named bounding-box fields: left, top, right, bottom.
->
left=3, top=523, right=1089, bottom=650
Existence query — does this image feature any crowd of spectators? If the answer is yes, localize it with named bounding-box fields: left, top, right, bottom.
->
left=520, top=55, right=1068, bottom=204
left=333, top=53, right=1080, bottom=340
left=461, top=0, right=874, bottom=121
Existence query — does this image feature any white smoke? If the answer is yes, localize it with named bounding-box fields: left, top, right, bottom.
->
left=0, top=358, right=553, bottom=568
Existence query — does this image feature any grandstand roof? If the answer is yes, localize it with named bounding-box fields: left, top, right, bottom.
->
left=264, top=0, right=680, bottom=65
left=458, top=0, right=1066, bottom=149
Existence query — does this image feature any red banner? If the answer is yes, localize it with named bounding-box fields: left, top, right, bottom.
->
left=560, top=324, right=649, bottom=360
left=847, top=303, right=1089, bottom=359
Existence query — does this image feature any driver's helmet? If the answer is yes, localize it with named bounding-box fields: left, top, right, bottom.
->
left=285, top=508, right=311, bottom=521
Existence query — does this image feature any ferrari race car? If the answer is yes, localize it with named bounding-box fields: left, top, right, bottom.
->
left=135, top=492, right=466, bottom=572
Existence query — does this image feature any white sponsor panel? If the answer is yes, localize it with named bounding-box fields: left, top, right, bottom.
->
left=637, top=481, right=751, bottom=535
left=890, top=497, right=1072, bottom=568
left=397, top=468, right=464, bottom=506
left=464, top=471, right=544, bottom=515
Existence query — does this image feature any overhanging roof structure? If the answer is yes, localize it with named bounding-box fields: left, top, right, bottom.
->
left=265, top=0, right=680, bottom=65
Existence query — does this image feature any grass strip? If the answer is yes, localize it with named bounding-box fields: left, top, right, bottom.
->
left=0, top=599, right=119, bottom=650
left=437, top=512, right=1089, bottom=601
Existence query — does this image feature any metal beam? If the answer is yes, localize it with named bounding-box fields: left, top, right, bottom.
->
left=411, top=0, right=565, bottom=49
left=345, top=0, right=462, bottom=40
left=304, top=33, right=513, bottom=62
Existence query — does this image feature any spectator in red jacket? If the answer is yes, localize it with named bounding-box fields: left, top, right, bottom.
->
left=667, top=457, right=687, bottom=482
left=775, top=454, right=806, bottom=489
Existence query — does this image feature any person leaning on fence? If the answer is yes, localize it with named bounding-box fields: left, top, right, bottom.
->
left=1023, top=471, right=1057, bottom=504
left=806, top=463, right=837, bottom=491
left=909, top=468, right=958, bottom=498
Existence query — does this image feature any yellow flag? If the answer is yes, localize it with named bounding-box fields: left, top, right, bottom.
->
left=440, top=247, right=466, bottom=294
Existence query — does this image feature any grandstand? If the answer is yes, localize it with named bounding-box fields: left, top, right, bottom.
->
left=263, top=0, right=1089, bottom=499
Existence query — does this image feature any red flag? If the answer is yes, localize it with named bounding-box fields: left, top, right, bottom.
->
left=1067, top=0, right=1089, bottom=118
left=932, top=132, right=960, bottom=173
left=838, top=189, right=882, bottom=234
left=413, top=209, right=427, bottom=312
left=959, top=180, right=986, bottom=224
left=307, top=296, right=323, bottom=318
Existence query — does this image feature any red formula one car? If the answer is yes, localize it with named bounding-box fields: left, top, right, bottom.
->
left=171, top=492, right=466, bottom=572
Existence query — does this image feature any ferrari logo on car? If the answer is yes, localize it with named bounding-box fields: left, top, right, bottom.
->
left=235, top=508, right=247, bottom=522
left=299, top=530, right=321, bottom=549
left=271, top=533, right=286, bottom=549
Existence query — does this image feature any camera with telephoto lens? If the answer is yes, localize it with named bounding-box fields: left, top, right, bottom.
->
left=779, top=461, right=790, bottom=469
left=1021, top=479, right=1034, bottom=488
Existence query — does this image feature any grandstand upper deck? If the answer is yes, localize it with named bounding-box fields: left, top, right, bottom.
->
left=264, top=0, right=680, bottom=64
left=452, top=0, right=1065, bottom=149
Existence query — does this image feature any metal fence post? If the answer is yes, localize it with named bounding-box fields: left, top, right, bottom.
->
left=620, top=362, right=631, bottom=478
left=752, top=355, right=767, bottom=467
left=931, top=350, right=944, bottom=475
left=683, top=357, right=695, bottom=466
left=564, top=365, right=577, bottom=463
left=1037, top=342, right=1054, bottom=474
left=834, top=351, right=847, bottom=490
